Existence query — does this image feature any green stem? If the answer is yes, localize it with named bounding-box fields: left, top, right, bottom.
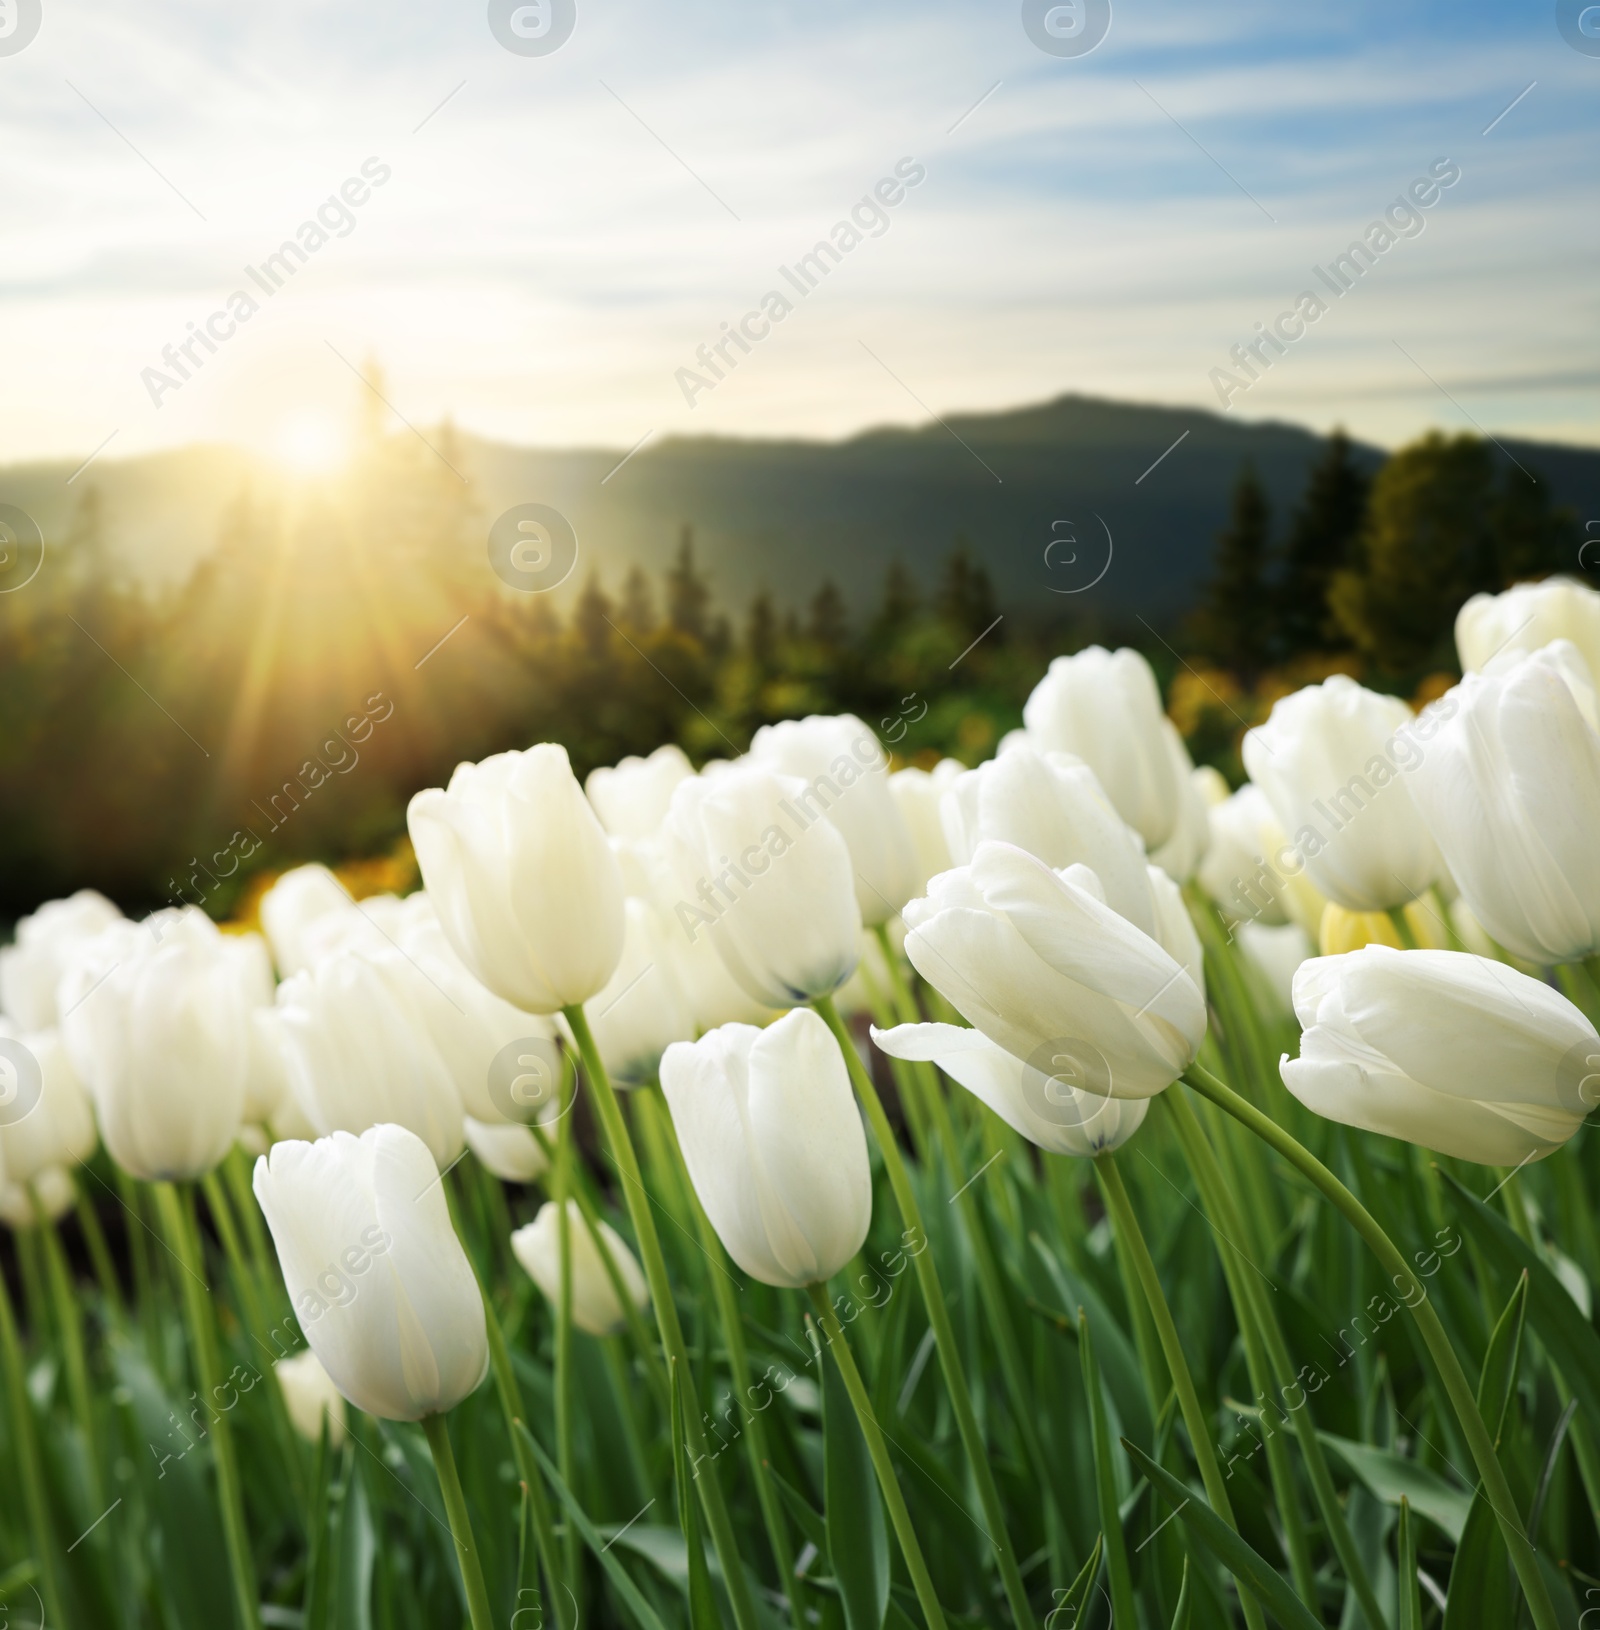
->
left=1387, top=906, right=1420, bottom=950
left=154, top=1180, right=263, bottom=1630
left=1163, top=1092, right=1386, bottom=1630
left=420, top=1412, right=497, bottom=1630
left=814, top=992, right=1036, bottom=1628
left=0, top=1248, right=68, bottom=1627
left=1094, top=1151, right=1269, bottom=1630
left=478, top=1277, right=569, bottom=1630
left=553, top=1075, right=580, bottom=1601
left=564, top=1002, right=763, bottom=1630
left=38, top=1206, right=104, bottom=1510
left=1183, top=1061, right=1561, bottom=1630
left=690, top=1189, right=807, bottom=1629
left=74, top=1177, right=125, bottom=1320
left=808, top=1285, right=949, bottom=1630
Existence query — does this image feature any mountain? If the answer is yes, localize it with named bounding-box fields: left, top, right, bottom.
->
left=5, top=394, right=1598, bottom=621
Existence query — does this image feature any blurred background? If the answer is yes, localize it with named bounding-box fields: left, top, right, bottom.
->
left=1, top=0, right=1595, bottom=916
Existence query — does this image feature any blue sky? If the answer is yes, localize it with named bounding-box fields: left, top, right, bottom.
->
left=3, top=0, right=1595, bottom=465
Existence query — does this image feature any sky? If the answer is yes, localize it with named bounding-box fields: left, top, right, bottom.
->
left=3, top=0, right=1597, bottom=470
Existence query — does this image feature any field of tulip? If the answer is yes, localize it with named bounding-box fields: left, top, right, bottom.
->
left=2, top=575, right=1600, bottom=1630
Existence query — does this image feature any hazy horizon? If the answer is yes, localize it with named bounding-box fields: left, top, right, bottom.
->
left=5, top=0, right=1596, bottom=475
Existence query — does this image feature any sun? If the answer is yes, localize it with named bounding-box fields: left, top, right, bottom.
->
left=273, top=411, right=350, bottom=477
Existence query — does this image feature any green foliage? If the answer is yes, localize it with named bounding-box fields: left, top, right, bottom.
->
left=1276, top=427, right=1369, bottom=653
left=1192, top=463, right=1275, bottom=677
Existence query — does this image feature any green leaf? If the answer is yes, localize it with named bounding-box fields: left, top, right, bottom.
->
left=1443, top=1172, right=1600, bottom=1443
left=671, top=1357, right=721, bottom=1630
left=1120, top=1437, right=1323, bottom=1630
left=1171, top=1554, right=1193, bottom=1630
left=1316, top=1432, right=1473, bottom=1542
left=515, top=1421, right=672, bottom=1630
left=1397, top=1498, right=1421, bottom=1630
left=818, top=1320, right=890, bottom=1630
left=1081, top=1311, right=1137, bottom=1630
left=765, top=1463, right=827, bottom=1554
left=333, top=1450, right=375, bottom=1630
left=1477, top=1271, right=1529, bottom=1446
left=1442, top=1488, right=1511, bottom=1630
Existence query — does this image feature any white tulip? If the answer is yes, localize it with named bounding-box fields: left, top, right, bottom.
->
left=1235, top=921, right=1314, bottom=1017
left=1409, top=644, right=1600, bottom=964
left=0, top=1165, right=74, bottom=1228
left=409, top=743, right=626, bottom=1015
left=0, top=890, right=123, bottom=1030
left=512, top=1201, right=649, bottom=1337
left=749, top=713, right=918, bottom=924
left=1281, top=947, right=1600, bottom=1164
left=1150, top=723, right=1212, bottom=883
left=254, top=1125, right=488, bottom=1421
left=58, top=909, right=256, bottom=1181
left=277, top=951, right=464, bottom=1167
left=1243, top=676, right=1443, bottom=912
left=661, top=764, right=861, bottom=1006
left=942, top=745, right=1155, bottom=936
left=1021, top=646, right=1179, bottom=849
left=1457, top=578, right=1600, bottom=686
left=243, top=1008, right=293, bottom=1131
left=276, top=1348, right=347, bottom=1446
left=295, top=892, right=413, bottom=970
left=575, top=897, right=695, bottom=1086
left=660, top=1008, right=872, bottom=1288
left=259, top=865, right=353, bottom=978
left=1192, top=765, right=1232, bottom=809
left=872, top=1022, right=1148, bottom=1156
left=1198, top=786, right=1291, bottom=926
left=464, top=1117, right=549, bottom=1184
left=885, top=842, right=1206, bottom=1102
left=389, top=897, right=563, bottom=1123
left=586, top=744, right=694, bottom=840
left=888, top=760, right=964, bottom=894
left=0, top=1024, right=96, bottom=1188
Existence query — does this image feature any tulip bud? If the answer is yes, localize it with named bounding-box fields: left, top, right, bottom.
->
left=277, top=951, right=465, bottom=1167
left=661, top=1008, right=872, bottom=1287
left=885, top=842, right=1206, bottom=1103
left=408, top=743, right=626, bottom=1015
left=1150, top=723, right=1212, bottom=883
left=464, top=1116, right=549, bottom=1183
left=254, top=1125, right=488, bottom=1420
left=259, top=865, right=353, bottom=978
left=873, top=1021, right=1148, bottom=1156
left=942, top=745, right=1155, bottom=935
left=1457, top=577, right=1600, bottom=686
left=0, top=1024, right=96, bottom=1189
left=586, top=744, right=694, bottom=839
left=660, top=764, right=861, bottom=1006
left=748, top=714, right=918, bottom=923
left=389, top=896, right=563, bottom=1124
left=1408, top=644, right=1600, bottom=964
left=1235, top=921, right=1313, bottom=1018
left=0, top=890, right=123, bottom=1030
left=276, top=1348, right=347, bottom=1446
left=1243, top=676, right=1442, bottom=912
left=576, top=897, right=695, bottom=1086
left=0, top=1165, right=75, bottom=1228
left=1281, top=947, right=1600, bottom=1164
left=59, top=909, right=258, bottom=1181
left=1020, top=646, right=1179, bottom=849
left=511, top=1200, right=649, bottom=1336
left=1198, top=785, right=1290, bottom=927
left=888, top=760, right=963, bottom=895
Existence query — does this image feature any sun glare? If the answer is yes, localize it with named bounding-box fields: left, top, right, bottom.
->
left=273, top=412, right=350, bottom=477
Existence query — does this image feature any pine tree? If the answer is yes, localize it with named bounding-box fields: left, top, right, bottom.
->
left=1492, top=463, right=1576, bottom=584
left=871, top=560, right=918, bottom=644
left=618, top=566, right=657, bottom=636
left=745, top=591, right=777, bottom=666
left=1329, top=432, right=1496, bottom=673
left=808, top=580, right=848, bottom=649
left=1195, top=463, right=1274, bottom=676
left=936, top=540, right=1000, bottom=641
left=574, top=572, right=614, bottom=659
left=1277, top=429, right=1370, bottom=654
left=665, top=525, right=711, bottom=644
